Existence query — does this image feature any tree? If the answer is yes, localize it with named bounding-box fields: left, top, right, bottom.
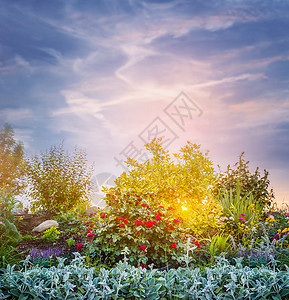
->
left=25, top=143, right=94, bottom=214
left=215, top=152, right=274, bottom=208
left=0, top=124, right=25, bottom=195
left=104, top=139, right=222, bottom=236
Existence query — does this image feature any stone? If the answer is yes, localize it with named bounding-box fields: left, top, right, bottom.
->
left=32, top=220, right=59, bottom=233
left=84, top=206, right=100, bottom=216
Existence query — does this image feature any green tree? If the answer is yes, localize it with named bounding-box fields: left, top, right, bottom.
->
left=104, top=139, right=222, bottom=236
left=215, top=152, right=274, bottom=208
left=25, top=143, right=94, bottom=214
left=0, top=124, right=25, bottom=195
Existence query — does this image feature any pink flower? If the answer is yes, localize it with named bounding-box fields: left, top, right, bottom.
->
left=238, top=217, right=246, bottom=223
left=119, top=223, right=125, bottom=227
left=87, top=229, right=92, bottom=233
left=123, top=218, right=128, bottom=223
left=100, top=213, right=106, bottom=218
left=240, top=213, right=246, bottom=216
left=90, top=224, right=94, bottom=228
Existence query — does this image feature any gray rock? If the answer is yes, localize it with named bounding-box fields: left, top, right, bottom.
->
left=84, top=206, right=100, bottom=216
left=32, top=220, right=59, bottom=233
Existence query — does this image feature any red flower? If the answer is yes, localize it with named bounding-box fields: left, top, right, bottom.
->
left=165, top=227, right=168, bottom=230
left=120, top=217, right=123, bottom=220
left=171, top=244, right=177, bottom=248
left=135, top=220, right=143, bottom=226
left=90, top=224, right=94, bottom=228
left=109, top=239, right=113, bottom=242
left=146, top=221, right=154, bottom=228
left=123, top=218, right=128, bottom=223
left=87, top=233, right=94, bottom=237
left=170, top=225, right=175, bottom=230
left=120, top=223, right=125, bottom=227
left=140, top=245, right=147, bottom=251
left=136, top=231, right=140, bottom=234
left=77, top=243, right=83, bottom=251
left=116, top=200, right=119, bottom=203
left=192, top=240, right=200, bottom=248
left=155, top=214, right=161, bottom=220
left=87, top=229, right=92, bottom=233
left=140, top=263, right=146, bottom=269
left=173, top=219, right=179, bottom=223
left=141, top=203, right=146, bottom=207
left=115, top=217, right=119, bottom=221
left=136, top=201, right=139, bottom=205
left=100, top=213, right=106, bottom=218
left=152, top=221, right=157, bottom=224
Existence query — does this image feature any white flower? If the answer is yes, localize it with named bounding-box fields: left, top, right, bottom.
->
left=269, top=215, right=275, bottom=220
left=252, top=227, right=257, bottom=232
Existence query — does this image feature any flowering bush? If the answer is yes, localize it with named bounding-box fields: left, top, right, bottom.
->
left=82, top=191, right=189, bottom=267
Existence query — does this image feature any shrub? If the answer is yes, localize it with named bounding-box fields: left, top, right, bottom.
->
left=104, top=139, right=221, bottom=237
left=81, top=191, right=191, bottom=267
left=41, top=226, right=60, bottom=243
left=215, top=152, right=274, bottom=208
left=25, top=143, right=94, bottom=214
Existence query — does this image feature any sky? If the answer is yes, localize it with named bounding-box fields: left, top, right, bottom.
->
left=0, top=0, right=289, bottom=206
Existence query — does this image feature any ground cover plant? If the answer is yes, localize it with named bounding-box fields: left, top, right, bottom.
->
left=2, top=131, right=289, bottom=298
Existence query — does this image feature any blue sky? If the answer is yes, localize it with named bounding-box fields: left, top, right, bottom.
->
left=1, top=0, right=289, bottom=204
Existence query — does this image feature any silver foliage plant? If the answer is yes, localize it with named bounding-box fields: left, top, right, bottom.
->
left=1, top=253, right=289, bottom=299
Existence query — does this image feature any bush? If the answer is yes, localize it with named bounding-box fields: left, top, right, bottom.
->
left=105, top=139, right=221, bottom=237
left=25, top=143, right=94, bottom=214
left=81, top=191, right=192, bottom=267
left=215, top=152, right=274, bottom=208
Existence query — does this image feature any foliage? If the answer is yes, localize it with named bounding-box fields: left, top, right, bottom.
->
left=66, top=237, right=75, bottom=249
left=2, top=254, right=289, bottom=299
left=25, top=143, right=94, bottom=214
left=0, top=187, right=20, bottom=222
left=215, top=152, right=274, bottom=208
left=105, top=139, right=221, bottom=236
left=0, top=217, right=22, bottom=269
left=218, top=183, right=264, bottom=243
left=0, top=243, right=22, bottom=270
left=41, top=226, right=60, bottom=243
left=0, top=217, right=21, bottom=246
left=53, top=210, right=83, bottom=231
left=21, top=234, right=38, bottom=241
left=81, top=191, right=192, bottom=267
left=209, top=234, right=232, bottom=262
left=0, top=123, right=26, bottom=195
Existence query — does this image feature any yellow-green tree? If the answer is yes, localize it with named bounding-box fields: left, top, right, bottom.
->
left=106, top=139, right=222, bottom=236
